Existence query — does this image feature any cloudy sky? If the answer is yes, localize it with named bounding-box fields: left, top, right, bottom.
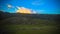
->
left=0, top=0, right=60, bottom=14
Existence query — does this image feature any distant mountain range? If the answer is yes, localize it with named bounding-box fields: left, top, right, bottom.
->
left=0, top=11, right=60, bottom=20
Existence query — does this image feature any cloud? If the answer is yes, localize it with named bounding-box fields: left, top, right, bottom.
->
left=16, top=6, right=37, bottom=14
left=16, top=7, right=32, bottom=14
left=7, top=4, right=12, bottom=8
left=32, top=10, right=37, bottom=14
left=16, top=6, right=21, bottom=9
left=36, top=10, right=45, bottom=14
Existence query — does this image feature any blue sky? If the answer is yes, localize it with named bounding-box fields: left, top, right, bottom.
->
left=0, top=0, right=60, bottom=14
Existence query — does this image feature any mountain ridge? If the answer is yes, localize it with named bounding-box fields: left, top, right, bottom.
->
left=0, top=11, right=59, bottom=20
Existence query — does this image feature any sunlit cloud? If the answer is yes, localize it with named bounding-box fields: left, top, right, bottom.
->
left=16, top=7, right=32, bottom=14
left=16, top=6, right=37, bottom=14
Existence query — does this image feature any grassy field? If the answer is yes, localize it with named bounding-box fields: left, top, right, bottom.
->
left=1, top=24, right=56, bottom=34
left=0, top=17, right=57, bottom=34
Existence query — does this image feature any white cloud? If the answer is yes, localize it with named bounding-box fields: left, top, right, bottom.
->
left=32, top=10, right=37, bottom=14
left=31, top=10, right=45, bottom=14
left=17, top=6, right=27, bottom=9
left=16, top=6, right=32, bottom=11
left=7, top=4, right=12, bottom=8
left=16, top=6, right=21, bottom=9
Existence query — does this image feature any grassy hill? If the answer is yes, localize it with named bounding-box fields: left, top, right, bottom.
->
left=0, top=11, right=60, bottom=34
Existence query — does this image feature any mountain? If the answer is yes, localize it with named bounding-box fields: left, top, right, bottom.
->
left=0, top=11, right=59, bottom=20
left=0, top=11, right=60, bottom=25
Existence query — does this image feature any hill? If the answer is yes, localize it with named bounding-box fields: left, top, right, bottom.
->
left=0, top=11, right=60, bottom=34
left=0, top=11, right=60, bottom=24
left=0, top=11, right=59, bottom=20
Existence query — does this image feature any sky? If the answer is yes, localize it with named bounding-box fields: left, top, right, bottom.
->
left=0, top=0, right=60, bottom=14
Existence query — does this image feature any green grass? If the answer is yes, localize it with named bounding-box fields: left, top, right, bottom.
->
left=0, top=17, right=56, bottom=34
left=2, top=24, right=56, bottom=34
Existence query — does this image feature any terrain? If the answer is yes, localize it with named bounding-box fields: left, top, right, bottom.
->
left=0, top=11, right=60, bottom=34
